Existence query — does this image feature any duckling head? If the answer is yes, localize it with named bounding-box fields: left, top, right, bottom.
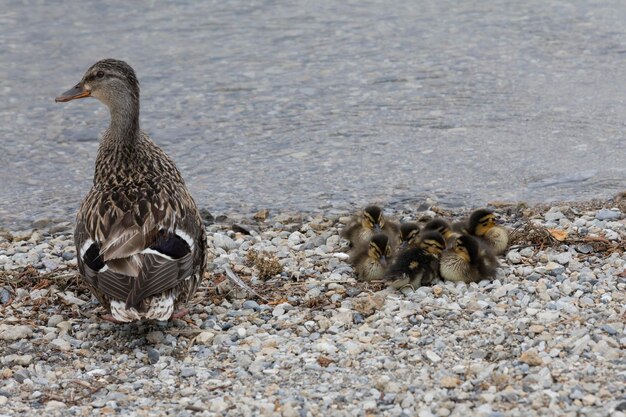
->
left=454, top=234, right=480, bottom=264
left=56, top=59, right=140, bottom=120
left=399, top=222, right=420, bottom=248
left=424, top=218, right=454, bottom=240
left=368, top=233, right=392, bottom=267
left=361, top=205, right=385, bottom=232
left=468, top=209, right=497, bottom=237
left=419, top=231, right=446, bottom=256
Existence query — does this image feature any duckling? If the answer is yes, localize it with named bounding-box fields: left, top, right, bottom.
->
left=341, top=205, right=400, bottom=247
left=349, top=234, right=392, bottom=282
left=398, top=222, right=421, bottom=250
left=423, top=218, right=456, bottom=246
left=439, top=234, right=497, bottom=283
left=466, top=209, right=509, bottom=255
left=385, top=231, right=446, bottom=290
left=56, top=59, right=206, bottom=322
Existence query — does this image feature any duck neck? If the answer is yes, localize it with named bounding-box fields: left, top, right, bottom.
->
left=94, top=98, right=144, bottom=187
left=108, top=98, right=140, bottom=141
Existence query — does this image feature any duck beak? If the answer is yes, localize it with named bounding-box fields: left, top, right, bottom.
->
left=55, top=83, right=90, bottom=102
left=373, top=225, right=382, bottom=233
left=379, top=256, right=388, bottom=267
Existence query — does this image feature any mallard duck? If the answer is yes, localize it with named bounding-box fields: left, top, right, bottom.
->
left=439, top=234, right=497, bottom=283
left=398, top=222, right=421, bottom=250
left=56, top=59, right=206, bottom=322
left=349, top=233, right=392, bottom=282
left=341, top=205, right=399, bottom=247
left=423, top=218, right=456, bottom=246
left=385, top=231, right=445, bottom=290
left=465, top=209, right=509, bottom=255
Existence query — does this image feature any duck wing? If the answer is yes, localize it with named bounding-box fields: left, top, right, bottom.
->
left=75, top=185, right=204, bottom=310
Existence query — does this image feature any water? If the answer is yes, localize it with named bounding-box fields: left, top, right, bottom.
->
left=1, top=0, right=626, bottom=228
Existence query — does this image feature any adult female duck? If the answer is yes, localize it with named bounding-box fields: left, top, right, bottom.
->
left=56, top=59, right=206, bottom=322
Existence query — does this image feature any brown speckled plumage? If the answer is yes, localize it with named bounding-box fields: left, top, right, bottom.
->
left=57, top=59, right=206, bottom=322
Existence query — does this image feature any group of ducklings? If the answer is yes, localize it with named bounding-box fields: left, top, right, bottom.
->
left=341, top=205, right=509, bottom=290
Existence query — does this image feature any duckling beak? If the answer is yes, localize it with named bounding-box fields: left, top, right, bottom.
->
left=55, top=84, right=90, bottom=102
left=379, top=256, right=388, bottom=267
left=373, top=225, right=382, bottom=233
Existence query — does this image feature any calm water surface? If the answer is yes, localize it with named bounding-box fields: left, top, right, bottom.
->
left=1, top=0, right=626, bottom=228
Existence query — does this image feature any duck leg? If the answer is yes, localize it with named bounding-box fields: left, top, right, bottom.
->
left=101, top=313, right=127, bottom=324
left=170, top=308, right=190, bottom=320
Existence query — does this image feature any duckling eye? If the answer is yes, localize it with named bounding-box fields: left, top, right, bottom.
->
left=96, top=71, right=104, bottom=79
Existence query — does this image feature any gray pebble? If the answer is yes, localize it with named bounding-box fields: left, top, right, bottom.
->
left=146, top=347, right=160, bottom=364
left=47, top=314, right=64, bottom=328
left=0, top=288, right=11, bottom=305
left=595, top=209, right=621, bottom=220
left=242, top=300, right=260, bottom=311
left=13, top=370, right=30, bottom=383
left=180, top=368, right=197, bottom=378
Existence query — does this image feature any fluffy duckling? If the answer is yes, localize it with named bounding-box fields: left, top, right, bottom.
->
left=341, top=205, right=399, bottom=247
left=349, top=234, right=392, bottom=282
left=466, top=209, right=509, bottom=255
left=423, top=218, right=456, bottom=246
left=439, top=234, right=497, bottom=283
left=385, top=231, right=446, bottom=290
left=398, top=222, right=421, bottom=250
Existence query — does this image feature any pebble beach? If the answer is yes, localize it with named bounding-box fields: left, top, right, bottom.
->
left=1, top=200, right=625, bottom=417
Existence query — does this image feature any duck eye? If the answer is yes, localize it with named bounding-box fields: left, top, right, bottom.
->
left=96, top=71, right=104, bottom=78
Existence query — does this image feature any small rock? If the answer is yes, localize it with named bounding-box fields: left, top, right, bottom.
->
left=146, top=331, right=165, bottom=345
left=519, top=350, right=543, bottom=366
left=231, top=224, right=251, bottom=235
left=545, top=210, right=565, bottom=222
left=440, top=376, right=461, bottom=388
left=242, top=300, right=260, bottom=311
left=596, top=209, right=621, bottom=220
left=42, top=259, right=58, bottom=270
left=582, top=394, right=597, bottom=406
left=50, top=338, right=71, bottom=352
left=520, top=247, right=534, bottom=257
left=536, top=310, right=559, bottom=323
left=13, top=369, right=30, bottom=383
left=352, top=293, right=385, bottom=316
left=572, top=334, right=590, bottom=355
left=47, top=315, right=64, bottom=328
left=424, top=350, right=441, bottom=363
left=506, top=251, right=522, bottom=264
left=316, top=341, right=337, bottom=354
left=195, top=331, right=216, bottom=345
left=180, top=368, right=196, bottom=378
left=45, top=400, right=66, bottom=410
left=199, top=208, right=214, bottom=224
left=253, top=209, right=270, bottom=221
left=576, top=244, right=593, bottom=254
left=212, top=233, right=238, bottom=251
left=146, top=347, right=160, bottom=364
left=2, top=354, right=33, bottom=366
left=0, top=324, right=33, bottom=341
left=545, top=262, right=565, bottom=275
left=554, top=252, right=571, bottom=265
left=0, top=287, right=10, bottom=305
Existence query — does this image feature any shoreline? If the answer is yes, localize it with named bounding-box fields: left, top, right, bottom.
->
left=1, top=200, right=625, bottom=416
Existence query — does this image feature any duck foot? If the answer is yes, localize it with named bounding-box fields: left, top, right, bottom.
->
left=170, top=308, right=190, bottom=320
left=101, top=314, right=126, bottom=324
